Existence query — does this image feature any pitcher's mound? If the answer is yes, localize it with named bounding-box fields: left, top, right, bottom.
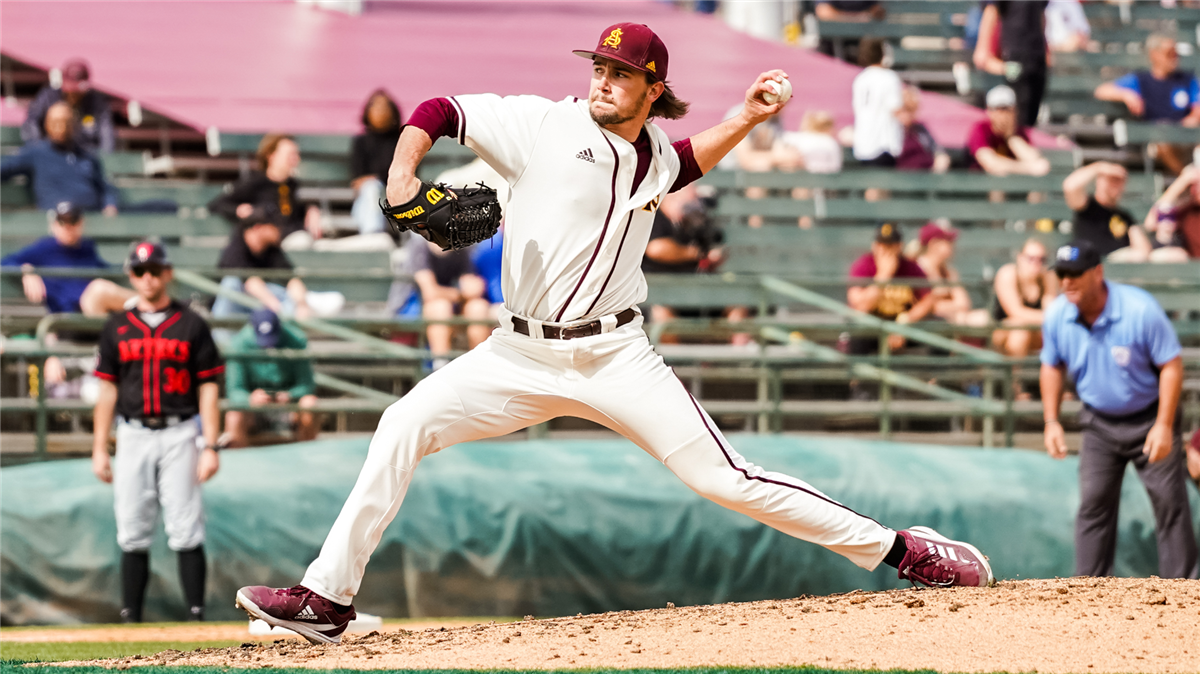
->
left=96, top=577, right=1200, bottom=673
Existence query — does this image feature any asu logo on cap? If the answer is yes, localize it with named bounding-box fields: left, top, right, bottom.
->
left=602, top=28, right=623, bottom=48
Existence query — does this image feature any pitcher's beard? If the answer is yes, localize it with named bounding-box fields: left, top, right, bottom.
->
left=589, top=91, right=647, bottom=127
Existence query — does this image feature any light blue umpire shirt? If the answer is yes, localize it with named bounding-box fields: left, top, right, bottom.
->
left=1041, top=281, right=1181, bottom=416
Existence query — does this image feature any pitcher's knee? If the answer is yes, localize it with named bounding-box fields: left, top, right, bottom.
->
left=679, top=471, right=749, bottom=508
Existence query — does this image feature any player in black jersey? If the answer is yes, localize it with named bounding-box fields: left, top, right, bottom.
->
left=92, top=241, right=224, bottom=622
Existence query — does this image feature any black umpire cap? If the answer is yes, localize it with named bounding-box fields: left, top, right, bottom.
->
left=125, top=240, right=172, bottom=270
left=1053, top=240, right=1102, bottom=276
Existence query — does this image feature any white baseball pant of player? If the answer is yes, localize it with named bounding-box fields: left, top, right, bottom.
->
left=301, top=313, right=895, bottom=605
left=113, top=419, right=206, bottom=552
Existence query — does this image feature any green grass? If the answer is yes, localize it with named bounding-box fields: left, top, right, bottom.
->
left=0, top=641, right=241, bottom=662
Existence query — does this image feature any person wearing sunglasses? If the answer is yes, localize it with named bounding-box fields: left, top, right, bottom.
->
left=990, top=238, right=1058, bottom=360
left=1040, top=240, right=1196, bottom=579
left=92, top=240, right=225, bottom=622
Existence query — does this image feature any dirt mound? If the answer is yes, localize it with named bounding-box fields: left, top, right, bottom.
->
left=78, top=578, right=1200, bottom=673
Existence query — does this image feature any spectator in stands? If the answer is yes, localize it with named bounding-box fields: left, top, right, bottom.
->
left=395, top=235, right=490, bottom=370
left=211, top=208, right=313, bottom=323
left=913, top=223, right=987, bottom=326
left=1044, top=0, right=1090, bottom=53
left=1094, top=33, right=1200, bottom=175
left=2, top=102, right=119, bottom=213
left=991, top=237, right=1058, bottom=359
left=1145, top=164, right=1200, bottom=260
left=21, top=58, right=114, bottom=155
left=778, top=110, right=843, bottom=174
left=350, top=90, right=402, bottom=236
left=846, top=222, right=936, bottom=356
left=222, top=308, right=319, bottom=448
left=968, top=85, right=1050, bottom=178
left=1, top=201, right=135, bottom=396
left=777, top=110, right=843, bottom=228
left=852, top=37, right=903, bottom=169
left=895, top=87, right=951, bottom=173
left=1063, top=161, right=1154, bottom=262
left=1, top=201, right=133, bottom=316
left=814, top=1, right=884, bottom=22
left=208, top=133, right=322, bottom=248
left=642, top=184, right=750, bottom=345
left=974, top=1, right=1050, bottom=129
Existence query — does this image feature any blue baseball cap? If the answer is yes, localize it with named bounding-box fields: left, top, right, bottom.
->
left=250, top=308, right=282, bottom=348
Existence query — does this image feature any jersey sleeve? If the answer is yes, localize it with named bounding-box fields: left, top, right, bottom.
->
left=95, top=317, right=120, bottom=383
left=448, top=94, right=556, bottom=184
left=1113, top=73, right=1140, bottom=94
left=192, top=322, right=225, bottom=382
left=668, top=138, right=702, bottom=193
left=1188, top=76, right=1200, bottom=108
left=1142, top=300, right=1182, bottom=367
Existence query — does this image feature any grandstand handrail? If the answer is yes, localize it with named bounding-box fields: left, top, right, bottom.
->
left=759, top=275, right=1007, bottom=363
left=171, top=269, right=426, bottom=360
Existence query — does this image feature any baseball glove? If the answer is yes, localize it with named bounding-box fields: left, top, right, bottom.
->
left=379, top=182, right=502, bottom=251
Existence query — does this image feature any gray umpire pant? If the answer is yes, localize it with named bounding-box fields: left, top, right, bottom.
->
left=1076, top=404, right=1198, bottom=579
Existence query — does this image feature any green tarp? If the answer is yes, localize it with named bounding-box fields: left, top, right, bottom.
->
left=2, top=435, right=1197, bottom=624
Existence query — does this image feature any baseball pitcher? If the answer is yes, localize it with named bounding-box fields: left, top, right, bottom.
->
left=236, top=23, right=993, bottom=643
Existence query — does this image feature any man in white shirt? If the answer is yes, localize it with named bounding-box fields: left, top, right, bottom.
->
left=234, top=23, right=994, bottom=644
left=852, top=37, right=904, bottom=166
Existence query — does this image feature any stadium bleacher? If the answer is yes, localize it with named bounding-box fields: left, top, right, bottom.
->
left=3, top=1, right=1199, bottom=464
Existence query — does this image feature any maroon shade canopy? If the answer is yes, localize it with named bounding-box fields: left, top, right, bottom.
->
left=1, top=0, right=1056, bottom=147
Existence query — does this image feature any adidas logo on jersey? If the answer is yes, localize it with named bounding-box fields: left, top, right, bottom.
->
left=576, top=148, right=595, bottom=163
left=294, top=605, right=318, bottom=621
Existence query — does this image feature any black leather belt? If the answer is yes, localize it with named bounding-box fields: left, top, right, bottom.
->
left=122, top=415, right=185, bottom=430
left=512, top=308, right=638, bottom=340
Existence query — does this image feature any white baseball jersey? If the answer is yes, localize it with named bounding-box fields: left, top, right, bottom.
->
left=449, top=94, right=681, bottom=323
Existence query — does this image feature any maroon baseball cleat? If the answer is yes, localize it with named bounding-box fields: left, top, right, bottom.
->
left=235, top=585, right=356, bottom=644
left=896, top=526, right=993, bottom=588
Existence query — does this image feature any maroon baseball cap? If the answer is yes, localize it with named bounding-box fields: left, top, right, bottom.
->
left=573, top=23, right=669, bottom=82
left=60, top=58, right=91, bottom=93
left=919, top=222, right=958, bottom=247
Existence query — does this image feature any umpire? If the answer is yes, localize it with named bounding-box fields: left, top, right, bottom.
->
left=92, top=241, right=225, bottom=621
left=1040, top=240, right=1197, bottom=579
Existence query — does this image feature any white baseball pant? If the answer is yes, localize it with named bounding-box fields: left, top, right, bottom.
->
left=113, top=419, right=206, bottom=552
left=302, top=317, right=895, bottom=604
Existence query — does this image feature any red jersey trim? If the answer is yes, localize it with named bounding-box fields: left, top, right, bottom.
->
left=94, top=370, right=117, bottom=382
left=197, top=365, right=225, bottom=379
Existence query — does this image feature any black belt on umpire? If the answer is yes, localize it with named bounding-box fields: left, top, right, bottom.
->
left=512, top=308, right=638, bottom=340
left=121, top=415, right=186, bottom=430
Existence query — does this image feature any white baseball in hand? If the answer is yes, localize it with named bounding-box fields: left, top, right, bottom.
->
left=763, top=77, right=792, bottom=105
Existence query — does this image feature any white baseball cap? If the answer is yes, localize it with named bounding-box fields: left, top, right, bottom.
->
left=986, top=85, right=1017, bottom=109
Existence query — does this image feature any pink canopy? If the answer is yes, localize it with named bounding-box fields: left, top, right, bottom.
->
left=2, top=0, right=1052, bottom=146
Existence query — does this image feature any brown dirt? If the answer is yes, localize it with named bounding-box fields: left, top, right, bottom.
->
left=53, top=578, right=1200, bottom=672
